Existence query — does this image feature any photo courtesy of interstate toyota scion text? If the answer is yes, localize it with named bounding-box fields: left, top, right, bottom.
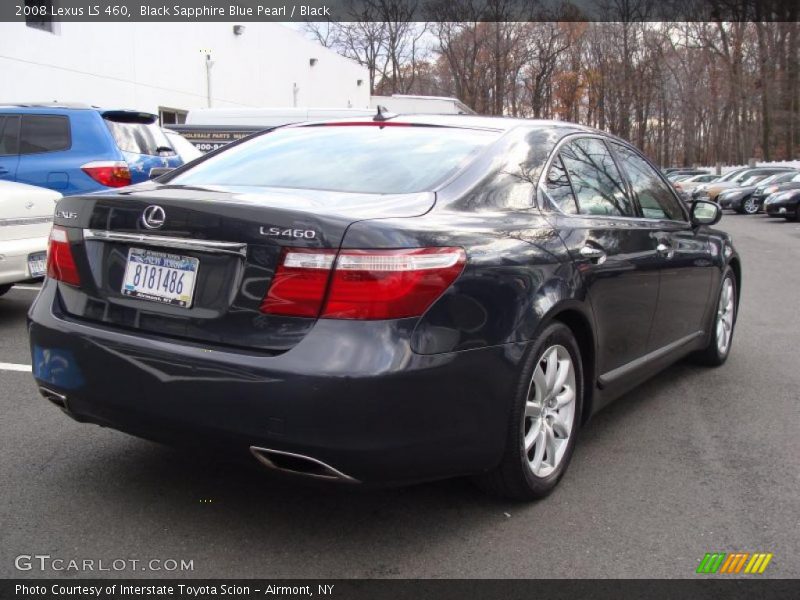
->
left=28, top=114, right=740, bottom=500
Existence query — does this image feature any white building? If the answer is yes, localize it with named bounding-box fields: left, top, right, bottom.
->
left=0, top=21, right=370, bottom=124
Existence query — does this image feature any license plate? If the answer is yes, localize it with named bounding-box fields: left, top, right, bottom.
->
left=121, top=248, right=199, bottom=307
left=28, top=252, right=47, bottom=278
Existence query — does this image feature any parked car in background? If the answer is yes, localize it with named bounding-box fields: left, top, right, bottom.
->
left=0, top=180, right=60, bottom=296
left=750, top=172, right=800, bottom=215
left=666, top=169, right=708, bottom=181
left=764, top=189, right=800, bottom=221
left=164, top=128, right=203, bottom=164
left=718, top=171, right=798, bottom=213
left=0, top=103, right=183, bottom=195
left=693, top=167, right=795, bottom=203
left=30, top=115, right=740, bottom=500
left=672, top=173, right=719, bottom=201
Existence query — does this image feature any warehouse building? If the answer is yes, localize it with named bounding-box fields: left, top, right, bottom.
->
left=0, top=21, right=370, bottom=124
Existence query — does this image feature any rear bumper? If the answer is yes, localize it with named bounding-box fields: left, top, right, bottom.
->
left=0, top=236, right=48, bottom=285
left=28, top=280, right=519, bottom=484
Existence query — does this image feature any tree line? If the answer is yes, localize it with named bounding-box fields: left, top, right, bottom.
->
left=307, top=13, right=799, bottom=167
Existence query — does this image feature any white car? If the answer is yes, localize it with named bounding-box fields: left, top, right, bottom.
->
left=164, top=129, right=203, bottom=163
left=0, top=180, right=61, bottom=296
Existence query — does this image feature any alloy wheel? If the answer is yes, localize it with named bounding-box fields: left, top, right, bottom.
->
left=522, top=345, right=576, bottom=478
left=743, top=198, right=758, bottom=214
left=716, top=278, right=735, bottom=355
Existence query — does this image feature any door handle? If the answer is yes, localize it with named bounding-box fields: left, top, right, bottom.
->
left=0, top=167, right=8, bottom=175
left=656, top=242, right=675, bottom=259
left=579, top=245, right=607, bottom=265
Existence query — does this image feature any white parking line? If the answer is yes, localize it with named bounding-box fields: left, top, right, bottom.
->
left=13, top=286, right=42, bottom=291
left=0, top=362, right=32, bottom=372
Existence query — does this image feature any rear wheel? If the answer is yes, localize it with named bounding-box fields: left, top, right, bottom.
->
left=690, top=268, right=737, bottom=366
left=474, top=322, right=583, bottom=500
left=742, top=197, right=759, bottom=214
left=0, top=284, right=12, bottom=297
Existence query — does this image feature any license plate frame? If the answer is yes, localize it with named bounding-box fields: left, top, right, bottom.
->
left=121, top=247, right=199, bottom=308
left=28, top=251, right=47, bottom=278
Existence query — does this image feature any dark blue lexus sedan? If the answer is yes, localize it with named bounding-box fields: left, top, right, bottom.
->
left=28, top=115, right=740, bottom=499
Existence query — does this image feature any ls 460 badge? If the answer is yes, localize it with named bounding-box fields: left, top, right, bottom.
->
left=259, top=227, right=317, bottom=240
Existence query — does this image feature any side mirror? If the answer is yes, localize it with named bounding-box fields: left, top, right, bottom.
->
left=691, top=200, right=722, bottom=227
left=148, top=167, right=173, bottom=180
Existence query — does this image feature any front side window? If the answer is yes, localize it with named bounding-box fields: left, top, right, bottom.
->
left=19, top=115, right=70, bottom=154
left=560, top=138, right=632, bottom=216
left=170, top=125, right=499, bottom=194
left=612, top=143, right=685, bottom=221
left=0, top=116, right=19, bottom=155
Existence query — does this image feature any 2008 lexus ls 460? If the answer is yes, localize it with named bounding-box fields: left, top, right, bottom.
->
left=29, top=115, right=739, bottom=500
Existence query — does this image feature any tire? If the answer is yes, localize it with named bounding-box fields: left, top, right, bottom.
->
left=742, top=197, right=759, bottom=215
left=0, top=284, right=12, bottom=297
left=690, top=268, right=737, bottom=366
left=473, top=322, right=583, bottom=501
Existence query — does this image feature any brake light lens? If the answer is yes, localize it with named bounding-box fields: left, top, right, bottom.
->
left=260, top=249, right=336, bottom=317
left=765, top=185, right=779, bottom=194
left=46, top=226, right=80, bottom=286
left=81, top=161, right=132, bottom=188
left=260, top=247, right=466, bottom=320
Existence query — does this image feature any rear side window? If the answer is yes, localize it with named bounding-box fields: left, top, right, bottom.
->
left=19, top=115, right=70, bottom=154
left=105, top=117, right=174, bottom=156
left=169, top=125, right=499, bottom=194
left=560, top=138, right=632, bottom=216
left=543, top=154, right=578, bottom=214
left=612, top=143, right=685, bottom=221
left=0, top=116, right=20, bottom=155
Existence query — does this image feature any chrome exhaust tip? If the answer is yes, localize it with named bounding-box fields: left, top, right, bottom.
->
left=249, top=446, right=359, bottom=483
left=39, top=386, right=69, bottom=410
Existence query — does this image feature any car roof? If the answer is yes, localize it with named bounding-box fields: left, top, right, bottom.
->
left=0, top=102, right=157, bottom=119
left=0, top=101, right=99, bottom=110
left=294, top=113, right=603, bottom=135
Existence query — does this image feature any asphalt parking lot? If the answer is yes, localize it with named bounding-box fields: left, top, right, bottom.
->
left=1, top=214, right=798, bottom=579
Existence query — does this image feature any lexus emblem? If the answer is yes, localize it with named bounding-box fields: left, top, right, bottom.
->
left=141, top=205, right=166, bottom=230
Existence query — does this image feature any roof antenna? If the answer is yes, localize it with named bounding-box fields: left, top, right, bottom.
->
left=374, top=105, right=396, bottom=122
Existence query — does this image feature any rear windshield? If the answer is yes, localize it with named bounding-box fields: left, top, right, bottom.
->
left=105, top=117, right=174, bottom=156
left=169, top=124, right=499, bottom=194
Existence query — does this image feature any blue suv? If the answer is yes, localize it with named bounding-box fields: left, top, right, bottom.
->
left=0, top=103, right=184, bottom=196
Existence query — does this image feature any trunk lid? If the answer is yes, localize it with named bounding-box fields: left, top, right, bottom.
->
left=53, top=182, right=434, bottom=352
left=0, top=182, right=59, bottom=242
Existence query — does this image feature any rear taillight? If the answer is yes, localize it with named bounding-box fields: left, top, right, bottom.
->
left=81, top=161, right=131, bottom=188
left=260, top=247, right=466, bottom=320
left=260, top=249, right=336, bottom=317
left=46, top=226, right=80, bottom=286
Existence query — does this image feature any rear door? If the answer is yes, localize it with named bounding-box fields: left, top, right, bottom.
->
left=102, top=111, right=182, bottom=181
left=541, top=136, right=661, bottom=379
left=0, top=115, right=20, bottom=181
left=609, top=142, right=714, bottom=350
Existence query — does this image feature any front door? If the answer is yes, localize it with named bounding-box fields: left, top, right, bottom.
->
left=609, top=142, right=715, bottom=350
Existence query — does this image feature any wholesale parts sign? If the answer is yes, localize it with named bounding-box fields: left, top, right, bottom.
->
left=169, top=126, right=263, bottom=153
